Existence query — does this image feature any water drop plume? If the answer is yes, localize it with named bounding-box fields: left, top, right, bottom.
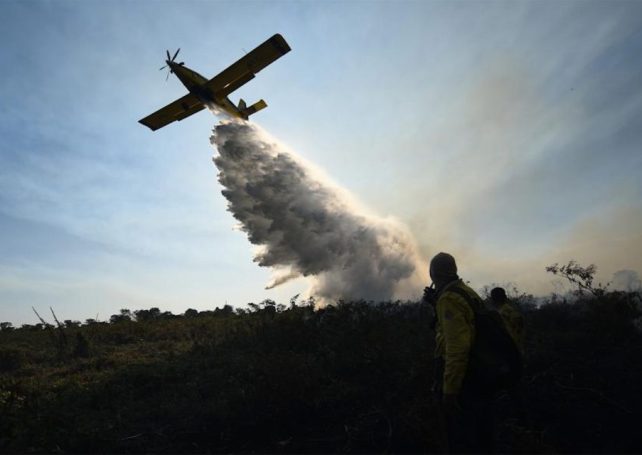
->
left=211, top=120, right=424, bottom=303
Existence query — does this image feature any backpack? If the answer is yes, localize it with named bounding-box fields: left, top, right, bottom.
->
left=446, top=286, right=523, bottom=396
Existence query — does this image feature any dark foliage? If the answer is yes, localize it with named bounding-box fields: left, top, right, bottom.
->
left=0, top=294, right=641, bottom=453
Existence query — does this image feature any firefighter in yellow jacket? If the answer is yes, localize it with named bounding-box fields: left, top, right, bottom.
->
left=427, top=252, right=494, bottom=453
left=489, top=286, right=527, bottom=421
left=490, top=287, right=525, bottom=354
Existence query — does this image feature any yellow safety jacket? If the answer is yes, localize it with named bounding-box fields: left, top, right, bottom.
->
left=498, top=301, right=525, bottom=354
left=434, top=279, right=480, bottom=395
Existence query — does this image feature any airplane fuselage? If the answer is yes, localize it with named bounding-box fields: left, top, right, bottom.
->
left=168, top=62, right=245, bottom=119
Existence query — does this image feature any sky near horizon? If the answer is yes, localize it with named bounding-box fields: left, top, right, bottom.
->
left=1, top=1, right=642, bottom=324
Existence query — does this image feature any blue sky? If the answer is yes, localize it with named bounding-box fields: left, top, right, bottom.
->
left=1, top=1, right=641, bottom=324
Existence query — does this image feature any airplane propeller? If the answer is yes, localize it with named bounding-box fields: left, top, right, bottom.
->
left=159, top=48, right=182, bottom=81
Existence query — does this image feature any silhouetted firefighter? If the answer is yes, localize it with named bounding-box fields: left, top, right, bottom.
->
left=424, top=253, right=522, bottom=453
left=489, top=287, right=525, bottom=354
left=490, top=287, right=527, bottom=420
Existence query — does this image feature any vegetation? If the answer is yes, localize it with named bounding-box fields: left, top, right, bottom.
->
left=1, top=264, right=641, bottom=453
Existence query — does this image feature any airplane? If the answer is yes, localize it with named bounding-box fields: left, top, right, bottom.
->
left=139, top=34, right=291, bottom=131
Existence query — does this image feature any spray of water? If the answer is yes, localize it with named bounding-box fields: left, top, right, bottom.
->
left=210, top=119, right=425, bottom=303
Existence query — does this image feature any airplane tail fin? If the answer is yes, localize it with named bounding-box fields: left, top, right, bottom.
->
left=241, top=99, right=268, bottom=118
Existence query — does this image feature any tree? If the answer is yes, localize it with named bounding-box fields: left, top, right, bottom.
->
left=184, top=308, right=199, bottom=318
left=211, top=305, right=234, bottom=317
left=133, top=307, right=161, bottom=322
left=546, top=260, right=609, bottom=297
left=160, top=311, right=175, bottom=320
left=110, top=309, right=133, bottom=324
left=259, top=299, right=276, bottom=309
left=0, top=322, right=13, bottom=331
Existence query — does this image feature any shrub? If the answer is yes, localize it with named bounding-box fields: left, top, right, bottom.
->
left=0, top=347, right=26, bottom=372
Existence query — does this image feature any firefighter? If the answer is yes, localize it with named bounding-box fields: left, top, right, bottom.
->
left=490, top=287, right=525, bottom=354
left=427, top=252, right=494, bottom=453
left=490, top=287, right=527, bottom=420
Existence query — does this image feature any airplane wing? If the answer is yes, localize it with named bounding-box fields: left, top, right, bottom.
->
left=205, top=33, right=291, bottom=96
left=139, top=93, right=205, bottom=131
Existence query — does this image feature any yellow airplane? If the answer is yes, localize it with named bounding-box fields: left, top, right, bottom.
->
left=139, top=34, right=291, bottom=131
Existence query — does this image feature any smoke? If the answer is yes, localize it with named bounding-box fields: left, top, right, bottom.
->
left=210, top=120, right=425, bottom=303
left=611, top=270, right=642, bottom=292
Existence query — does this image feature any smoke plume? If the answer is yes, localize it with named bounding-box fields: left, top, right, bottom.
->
left=210, top=120, right=424, bottom=303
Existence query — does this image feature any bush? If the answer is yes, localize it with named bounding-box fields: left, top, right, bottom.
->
left=0, top=347, right=26, bottom=372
